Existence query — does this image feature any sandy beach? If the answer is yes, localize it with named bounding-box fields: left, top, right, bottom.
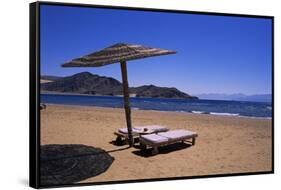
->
left=40, top=104, right=272, bottom=183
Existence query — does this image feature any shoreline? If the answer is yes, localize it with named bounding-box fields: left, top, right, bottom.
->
left=41, top=103, right=272, bottom=120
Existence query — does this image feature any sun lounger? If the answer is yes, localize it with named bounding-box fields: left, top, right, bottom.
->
left=139, top=129, right=198, bottom=155
left=114, top=125, right=169, bottom=145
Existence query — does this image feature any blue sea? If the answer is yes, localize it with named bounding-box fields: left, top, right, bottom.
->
left=41, top=94, right=272, bottom=119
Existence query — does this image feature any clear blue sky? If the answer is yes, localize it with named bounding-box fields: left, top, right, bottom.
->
left=40, top=5, right=272, bottom=95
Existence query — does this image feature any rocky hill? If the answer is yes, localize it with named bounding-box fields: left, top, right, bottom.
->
left=41, top=72, right=198, bottom=99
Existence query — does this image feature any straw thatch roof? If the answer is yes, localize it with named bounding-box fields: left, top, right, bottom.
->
left=62, top=43, right=176, bottom=67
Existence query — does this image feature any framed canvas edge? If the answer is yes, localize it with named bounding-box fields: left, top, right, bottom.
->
left=30, top=2, right=40, bottom=189
left=29, top=1, right=275, bottom=189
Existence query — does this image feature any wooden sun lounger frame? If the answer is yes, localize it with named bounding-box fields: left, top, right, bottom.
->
left=114, top=127, right=169, bottom=145
left=139, top=133, right=198, bottom=155
left=114, top=131, right=140, bottom=145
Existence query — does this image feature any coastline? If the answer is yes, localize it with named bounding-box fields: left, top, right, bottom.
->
left=40, top=104, right=272, bottom=183
left=41, top=102, right=272, bottom=120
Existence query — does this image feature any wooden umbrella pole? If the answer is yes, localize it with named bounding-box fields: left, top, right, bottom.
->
left=120, top=61, right=133, bottom=146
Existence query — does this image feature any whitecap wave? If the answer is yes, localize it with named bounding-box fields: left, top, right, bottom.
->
left=175, top=110, right=187, bottom=113
left=267, top=106, right=272, bottom=110
left=191, top=111, right=205, bottom=114
left=210, top=112, right=240, bottom=116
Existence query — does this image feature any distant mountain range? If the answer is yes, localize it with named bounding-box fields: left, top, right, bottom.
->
left=195, top=93, right=272, bottom=102
left=41, top=72, right=198, bottom=99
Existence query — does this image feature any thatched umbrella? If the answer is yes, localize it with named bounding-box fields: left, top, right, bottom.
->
left=62, top=43, right=176, bottom=146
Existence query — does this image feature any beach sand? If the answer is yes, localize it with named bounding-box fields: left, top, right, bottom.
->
left=40, top=104, right=272, bottom=183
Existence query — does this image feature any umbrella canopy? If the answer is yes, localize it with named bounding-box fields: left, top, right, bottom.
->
left=62, top=43, right=176, bottom=67
left=62, top=43, right=176, bottom=146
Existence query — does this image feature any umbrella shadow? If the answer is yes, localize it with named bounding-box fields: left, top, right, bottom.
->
left=41, top=146, right=130, bottom=162
left=40, top=144, right=124, bottom=186
left=132, top=142, right=192, bottom=157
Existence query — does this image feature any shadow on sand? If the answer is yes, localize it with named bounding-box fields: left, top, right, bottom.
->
left=40, top=144, right=123, bottom=186
left=132, top=142, right=192, bottom=157
left=109, top=138, right=140, bottom=146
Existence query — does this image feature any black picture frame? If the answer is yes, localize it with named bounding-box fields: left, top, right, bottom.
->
left=30, top=1, right=274, bottom=188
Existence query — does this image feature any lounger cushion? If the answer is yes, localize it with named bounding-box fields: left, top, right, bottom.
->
left=136, top=125, right=168, bottom=133
left=118, top=125, right=168, bottom=134
left=118, top=127, right=142, bottom=134
left=158, top=130, right=197, bottom=141
left=140, top=134, right=168, bottom=143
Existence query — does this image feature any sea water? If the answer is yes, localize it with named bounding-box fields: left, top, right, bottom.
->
left=41, top=94, right=272, bottom=119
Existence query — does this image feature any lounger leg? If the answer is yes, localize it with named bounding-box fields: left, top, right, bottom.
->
left=192, top=137, right=196, bottom=145
left=114, top=135, right=125, bottom=146
left=115, top=136, right=122, bottom=144
left=140, top=142, right=146, bottom=150
left=131, top=138, right=135, bottom=145
left=152, top=147, right=159, bottom=155
left=124, top=138, right=128, bottom=145
left=124, top=137, right=134, bottom=145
